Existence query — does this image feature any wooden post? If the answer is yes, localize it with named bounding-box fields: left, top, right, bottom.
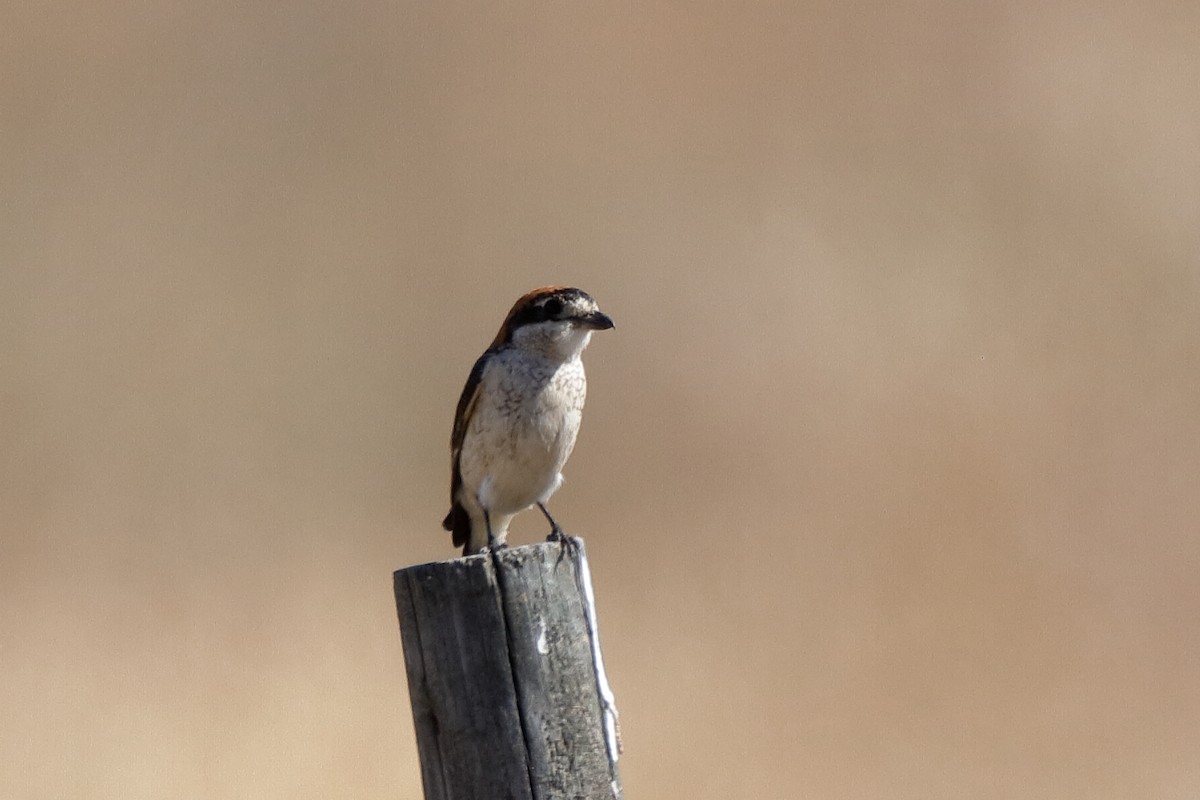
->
left=394, top=538, right=622, bottom=800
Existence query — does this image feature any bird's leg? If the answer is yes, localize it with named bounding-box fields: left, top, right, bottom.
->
left=538, top=502, right=565, bottom=540
left=484, top=508, right=507, bottom=552
left=542, top=503, right=583, bottom=561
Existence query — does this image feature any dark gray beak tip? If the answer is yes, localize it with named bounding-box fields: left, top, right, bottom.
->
left=587, top=311, right=615, bottom=331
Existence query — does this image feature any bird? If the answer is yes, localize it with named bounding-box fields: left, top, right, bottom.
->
left=442, top=286, right=614, bottom=556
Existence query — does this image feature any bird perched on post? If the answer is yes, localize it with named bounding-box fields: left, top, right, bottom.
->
left=442, top=286, right=614, bottom=556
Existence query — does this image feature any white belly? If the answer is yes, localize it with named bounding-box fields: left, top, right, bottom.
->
left=458, top=355, right=587, bottom=516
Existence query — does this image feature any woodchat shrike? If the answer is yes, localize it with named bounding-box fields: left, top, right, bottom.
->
left=442, top=286, right=614, bottom=556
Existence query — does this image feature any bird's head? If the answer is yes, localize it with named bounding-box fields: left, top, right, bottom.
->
left=491, top=286, right=614, bottom=358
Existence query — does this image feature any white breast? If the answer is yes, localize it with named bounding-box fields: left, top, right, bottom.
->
left=458, top=350, right=588, bottom=516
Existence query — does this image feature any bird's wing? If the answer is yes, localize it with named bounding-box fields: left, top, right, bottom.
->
left=443, top=351, right=491, bottom=545
left=450, top=350, right=490, bottom=463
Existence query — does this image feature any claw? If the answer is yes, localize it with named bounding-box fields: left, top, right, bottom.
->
left=548, top=529, right=582, bottom=565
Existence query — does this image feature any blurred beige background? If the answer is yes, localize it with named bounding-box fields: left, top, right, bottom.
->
left=4, top=2, right=1199, bottom=798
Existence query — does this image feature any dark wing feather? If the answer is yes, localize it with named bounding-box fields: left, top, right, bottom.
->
left=442, top=351, right=491, bottom=549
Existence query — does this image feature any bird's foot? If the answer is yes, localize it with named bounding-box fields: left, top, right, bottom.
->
left=547, top=527, right=581, bottom=561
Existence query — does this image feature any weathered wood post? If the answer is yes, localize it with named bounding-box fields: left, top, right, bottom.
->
left=394, top=538, right=622, bottom=800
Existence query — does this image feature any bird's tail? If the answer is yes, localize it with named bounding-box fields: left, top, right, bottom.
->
left=442, top=502, right=473, bottom=556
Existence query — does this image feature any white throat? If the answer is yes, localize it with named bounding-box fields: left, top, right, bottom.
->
left=512, top=321, right=593, bottom=361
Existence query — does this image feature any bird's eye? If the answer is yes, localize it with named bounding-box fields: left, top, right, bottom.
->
left=542, top=298, right=564, bottom=317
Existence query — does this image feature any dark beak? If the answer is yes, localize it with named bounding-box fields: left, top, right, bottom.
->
left=581, top=310, right=615, bottom=331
